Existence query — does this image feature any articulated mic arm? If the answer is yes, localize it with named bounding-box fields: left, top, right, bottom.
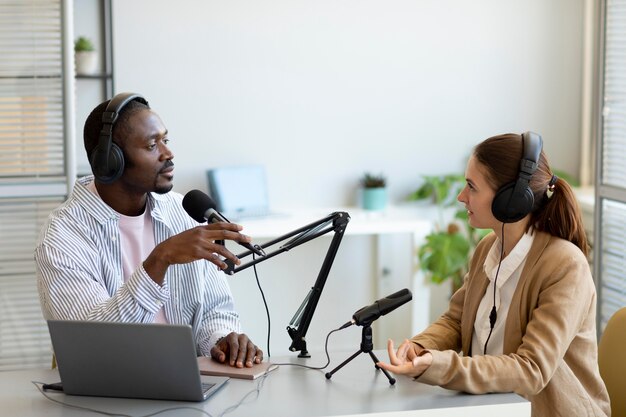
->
left=222, top=211, right=350, bottom=358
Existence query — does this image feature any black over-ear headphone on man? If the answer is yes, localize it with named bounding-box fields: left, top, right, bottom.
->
left=491, top=131, right=543, bottom=223
left=89, top=92, right=149, bottom=184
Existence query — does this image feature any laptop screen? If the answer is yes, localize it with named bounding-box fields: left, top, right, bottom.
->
left=207, top=165, right=269, bottom=218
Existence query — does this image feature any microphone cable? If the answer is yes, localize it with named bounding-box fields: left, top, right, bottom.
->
left=251, top=252, right=272, bottom=358
left=271, top=325, right=344, bottom=370
left=250, top=253, right=343, bottom=370
left=483, top=222, right=505, bottom=355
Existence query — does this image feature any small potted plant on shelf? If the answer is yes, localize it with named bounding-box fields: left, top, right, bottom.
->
left=360, top=172, right=387, bottom=211
left=74, top=36, right=98, bottom=75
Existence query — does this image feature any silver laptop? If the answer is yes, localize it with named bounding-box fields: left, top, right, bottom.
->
left=207, top=164, right=282, bottom=220
left=47, top=320, right=229, bottom=402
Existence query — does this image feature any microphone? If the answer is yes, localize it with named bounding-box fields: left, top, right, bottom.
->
left=341, top=288, right=412, bottom=328
left=182, top=189, right=265, bottom=257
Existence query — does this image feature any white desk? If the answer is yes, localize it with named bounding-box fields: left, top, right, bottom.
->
left=228, top=205, right=445, bottom=352
left=237, top=205, right=438, bottom=237
left=3, top=351, right=530, bottom=417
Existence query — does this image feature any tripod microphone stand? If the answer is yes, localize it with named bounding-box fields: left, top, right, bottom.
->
left=325, top=325, right=396, bottom=385
left=325, top=288, right=412, bottom=384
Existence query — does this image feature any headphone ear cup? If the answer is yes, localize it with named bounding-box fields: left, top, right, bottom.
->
left=491, top=182, right=535, bottom=223
left=90, top=142, right=125, bottom=184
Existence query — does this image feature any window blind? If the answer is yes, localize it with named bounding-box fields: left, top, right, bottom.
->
left=0, top=0, right=66, bottom=184
left=0, top=198, right=62, bottom=371
left=597, top=0, right=626, bottom=331
left=0, top=0, right=71, bottom=370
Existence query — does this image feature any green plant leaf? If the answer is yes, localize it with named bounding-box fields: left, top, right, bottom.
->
left=74, top=36, right=95, bottom=52
left=408, top=181, right=435, bottom=201
left=418, top=231, right=470, bottom=284
left=408, top=174, right=465, bottom=207
left=360, top=172, right=386, bottom=188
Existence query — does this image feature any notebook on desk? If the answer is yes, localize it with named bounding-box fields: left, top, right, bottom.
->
left=197, top=356, right=278, bottom=380
left=47, top=320, right=229, bottom=402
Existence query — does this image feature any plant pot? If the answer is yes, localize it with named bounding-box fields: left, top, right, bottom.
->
left=74, top=51, right=98, bottom=75
left=361, top=187, right=387, bottom=211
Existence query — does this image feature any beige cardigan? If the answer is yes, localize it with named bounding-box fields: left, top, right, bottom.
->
left=412, top=230, right=610, bottom=417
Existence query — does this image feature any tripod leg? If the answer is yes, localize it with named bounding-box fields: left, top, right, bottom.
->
left=325, top=349, right=362, bottom=379
left=368, top=351, right=395, bottom=385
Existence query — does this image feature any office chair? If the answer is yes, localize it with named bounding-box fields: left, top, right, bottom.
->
left=598, top=306, right=626, bottom=416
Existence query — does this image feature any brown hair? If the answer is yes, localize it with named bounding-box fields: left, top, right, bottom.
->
left=473, top=133, right=589, bottom=257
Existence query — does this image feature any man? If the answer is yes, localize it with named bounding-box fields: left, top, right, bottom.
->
left=35, top=92, right=262, bottom=368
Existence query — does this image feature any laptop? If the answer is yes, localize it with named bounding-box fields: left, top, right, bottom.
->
left=207, top=164, right=281, bottom=220
left=47, top=320, right=229, bottom=402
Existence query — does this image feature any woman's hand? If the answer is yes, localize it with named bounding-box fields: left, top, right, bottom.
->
left=376, top=339, right=433, bottom=379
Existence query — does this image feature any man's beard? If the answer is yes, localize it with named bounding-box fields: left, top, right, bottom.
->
left=154, top=183, right=173, bottom=194
left=153, top=159, right=174, bottom=194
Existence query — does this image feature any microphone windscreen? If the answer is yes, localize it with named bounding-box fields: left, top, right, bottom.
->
left=182, top=189, right=217, bottom=223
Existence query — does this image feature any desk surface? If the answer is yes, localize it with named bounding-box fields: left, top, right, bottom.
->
left=237, top=204, right=440, bottom=237
left=3, top=351, right=530, bottom=417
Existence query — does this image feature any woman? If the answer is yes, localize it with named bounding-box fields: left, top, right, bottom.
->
left=378, top=133, right=610, bottom=417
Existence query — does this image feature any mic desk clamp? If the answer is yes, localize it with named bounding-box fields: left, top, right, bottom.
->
left=223, top=211, right=350, bottom=358
left=325, top=324, right=396, bottom=385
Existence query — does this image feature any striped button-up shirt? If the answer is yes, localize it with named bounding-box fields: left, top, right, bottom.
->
left=35, top=176, right=241, bottom=355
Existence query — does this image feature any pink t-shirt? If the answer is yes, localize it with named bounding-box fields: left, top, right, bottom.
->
left=88, top=181, right=167, bottom=323
left=118, top=209, right=167, bottom=324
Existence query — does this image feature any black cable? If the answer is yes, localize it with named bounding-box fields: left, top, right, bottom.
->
left=251, top=252, right=271, bottom=358
left=247, top=246, right=344, bottom=370
left=483, top=222, right=505, bottom=355
left=272, top=325, right=344, bottom=371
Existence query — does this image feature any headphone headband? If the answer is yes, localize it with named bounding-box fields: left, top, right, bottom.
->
left=520, top=131, right=542, bottom=177
left=102, top=93, right=148, bottom=126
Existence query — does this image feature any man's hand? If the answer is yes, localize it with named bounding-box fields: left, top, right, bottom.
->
left=144, top=223, right=252, bottom=284
left=210, top=332, right=263, bottom=368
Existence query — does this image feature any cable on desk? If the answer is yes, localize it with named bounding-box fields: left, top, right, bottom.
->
left=271, top=325, right=343, bottom=371
left=216, top=371, right=270, bottom=417
left=32, top=381, right=215, bottom=417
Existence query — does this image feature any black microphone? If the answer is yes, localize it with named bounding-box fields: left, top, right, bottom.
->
left=341, top=288, right=412, bottom=328
left=182, top=189, right=265, bottom=257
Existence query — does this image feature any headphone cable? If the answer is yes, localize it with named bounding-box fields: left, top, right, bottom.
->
left=483, top=222, right=505, bottom=355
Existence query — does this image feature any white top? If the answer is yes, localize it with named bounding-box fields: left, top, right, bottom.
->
left=471, top=229, right=534, bottom=356
left=88, top=181, right=167, bottom=323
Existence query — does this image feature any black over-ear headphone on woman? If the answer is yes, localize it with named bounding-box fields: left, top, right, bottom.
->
left=491, top=131, right=543, bottom=223
left=89, top=92, right=149, bottom=184
left=483, top=131, right=543, bottom=354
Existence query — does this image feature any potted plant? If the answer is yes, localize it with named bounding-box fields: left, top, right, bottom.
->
left=409, top=174, right=489, bottom=291
left=74, top=36, right=98, bottom=75
left=360, top=172, right=387, bottom=211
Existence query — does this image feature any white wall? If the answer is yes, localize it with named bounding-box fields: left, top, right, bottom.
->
left=104, top=0, right=586, bottom=356
left=111, top=0, right=584, bottom=207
